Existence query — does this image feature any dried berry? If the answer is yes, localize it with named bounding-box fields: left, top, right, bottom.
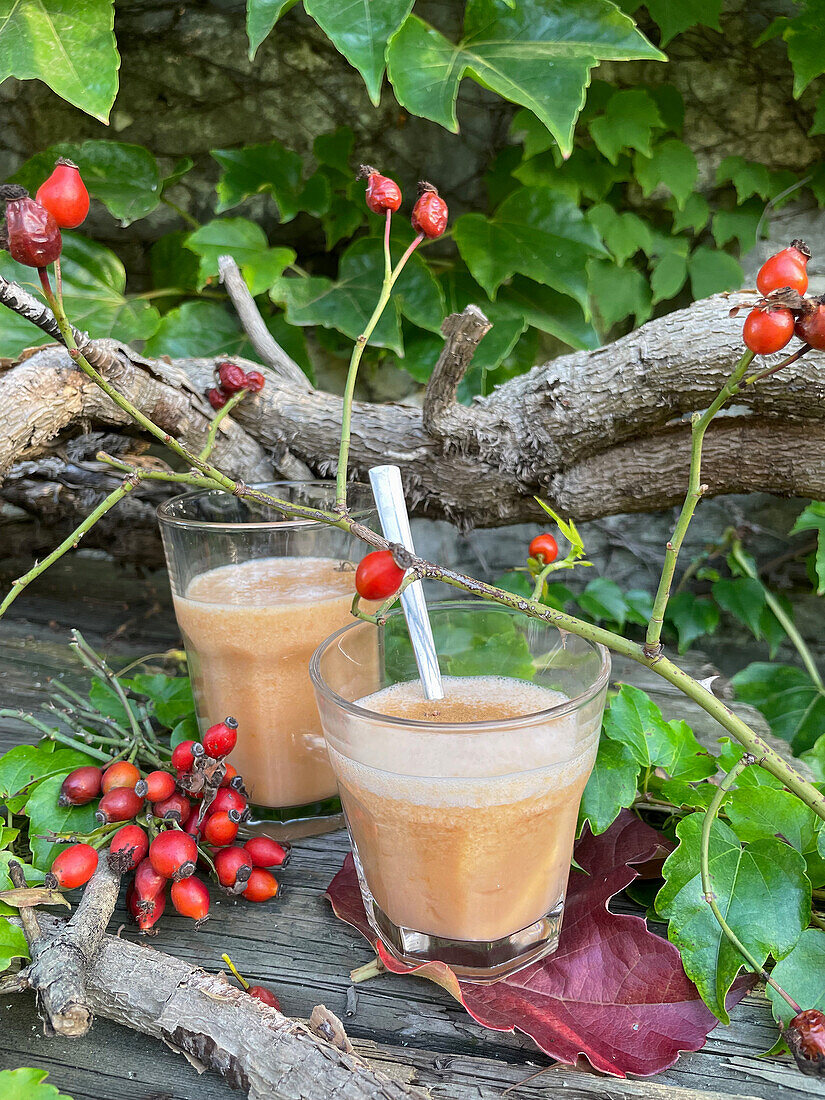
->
left=785, top=1009, right=825, bottom=1076
left=217, top=362, right=248, bottom=394
left=36, top=159, right=90, bottom=229
left=411, top=182, right=448, bottom=239
left=248, top=985, right=281, bottom=1009
left=359, top=165, right=402, bottom=215
left=208, top=387, right=228, bottom=410
left=59, top=766, right=102, bottom=807
left=244, top=370, right=265, bottom=393
left=5, top=195, right=62, bottom=267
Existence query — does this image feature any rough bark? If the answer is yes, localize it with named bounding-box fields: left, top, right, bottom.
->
left=2, top=282, right=825, bottom=549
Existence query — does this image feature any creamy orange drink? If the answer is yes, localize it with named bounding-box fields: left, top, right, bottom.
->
left=311, top=602, right=610, bottom=982
left=174, top=557, right=357, bottom=809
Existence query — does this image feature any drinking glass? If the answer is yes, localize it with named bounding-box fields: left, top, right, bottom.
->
left=310, top=601, right=610, bottom=982
left=158, top=481, right=373, bottom=837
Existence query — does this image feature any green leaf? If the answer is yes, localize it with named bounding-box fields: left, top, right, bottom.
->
left=665, top=592, right=720, bottom=653
left=650, top=82, right=685, bottom=133
left=688, top=246, right=743, bottom=298
left=272, top=237, right=444, bottom=354
left=246, top=0, right=300, bottom=59
left=783, top=0, right=825, bottom=96
left=143, top=302, right=250, bottom=360
left=0, top=827, right=19, bottom=850
left=644, top=0, right=722, bottom=45
left=313, top=127, right=355, bottom=175
left=715, top=156, right=771, bottom=203
left=712, top=576, right=766, bottom=637
left=25, top=774, right=101, bottom=872
left=657, top=814, right=810, bottom=1022
left=604, top=684, right=714, bottom=779
left=727, top=786, right=825, bottom=888
left=716, top=737, right=783, bottom=789
left=510, top=107, right=555, bottom=159
left=125, top=674, right=195, bottom=728
left=170, top=715, right=200, bottom=749
left=213, top=141, right=308, bottom=221
left=304, top=0, right=413, bottom=105
left=579, top=737, right=640, bottom=835
left=0, top=0, right=118, bottom=122
left=586, top=204, right=652, bottom=265
left=649, top=232, right=689, bottom=303
left=767, top=930, right=825, bottom=1024
left=495, top=277, right=600, bottom=350
left=624, top=588, right=655, bottom=626
left=711, top=200, right=763, bottom=253
left=731, top=663, right=825, bottom=755
left=150, top=232, right=201, bottom=295
left=634, top=139, right=698, bottom=208
left=13, top=141, right=162, bottom=226
left=589, top=89, right=663, bottom=163
left=454, top=187, right=606, bottom=308
left=577, top=577, right=628, bottom=625
left=0, top=917, right=29, bottom=973
left=185, top=218, right=295, bottom=296
left=321, top=192, right=365, bottom=250
left=386, top=1, right=663, bottom=156
left=0, top=1067, right=73, bottom=1100
left=791, top=501, right=825, bottom=595
left=669, top=193, right=710, bottom=235
left=659, top=778, right=716, bottom=810
left=759, top=595, right=794, bottom=660
left=0, top=743, right=96, bottom=800
left=588, top=259, right=652, bottom=328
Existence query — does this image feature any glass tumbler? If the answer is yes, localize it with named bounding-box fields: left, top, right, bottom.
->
left=310, top=601, right=610, bottom=982
left=158, top=481, right=373, bottom=838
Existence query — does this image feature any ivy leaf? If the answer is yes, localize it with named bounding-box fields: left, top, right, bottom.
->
left=170, top=715, right=200, bottom=749
left=688, top=246, right=743, bottom=298
left=0, top=0, right=118, bottom=122
left=727, top=786, right=825, bottom=888
left=579, top=737, right=640, bottom=835
left=586, top=204, right=652, bottom=265
left=510, top=107, right=556, bottom=159
left=13, top=141, right=162, bottom=226
left=304, top=0, right=413, bottom=105
left=213, top=141, right=308, bottom=221
left=577, top=577, right=629, bottom=625
left=715, top=156, right=771, bottom=203
left=783, top=0, right=825, bottom=96
left=649, top=232, right=689, bottom=303
left=711, top=576, right=765, bottom=637
left=0, top=917, right=30, bottom=972
left=659, top=778, right=716, bottom=811
left=657, top=814, right=810, bottom=1022
left=246, top=0, right=300, bottom=59
left=791, top=501, right=825, bottom=594
left=767, top=930, right=825, bottom=1025
left=665, top=592, right=720, bottom=654
left=668, top=193, right=710, bottom=235
left=589, top=89, right=663, bottom=163
left=150, top=232, right=201, bottom=295
left=143, top=302, right=250, bottom=360
left=634, top=140, right=698, bottom=209
left=454, top=187, right=606, bottom=309
left=588, top=259, right=652, bottom=329
left=26, top=775, right=100, bottom=871
left=716, top=738, right=783, bottom=790
left=0, top=743, right=97, bottom=800
left=604, top=684, right=714, bottom=779
left=644, top=0, right=722, bottom=45
left=731, top=663, right=825, bottom=755
left=185, top=218, right=295, bottom=296
left=386, top=1, right=663, bottom=156
left=313, top=126, right=355, bottom=175
left=624, top=588, right=655, bottom=626
left=0, top=1068, right=73, bottom=1100
left=711, top=200, right=763, bottom=253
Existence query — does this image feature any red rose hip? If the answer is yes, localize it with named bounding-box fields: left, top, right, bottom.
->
left=5, top=196, right=62, bottom=267
left=529, top=534, right=558, bottom=565
left=360, top=165, right=402, bottom=214
left=48, top=843, right=99, bottom=889
left=59, top=766, right=102, bottom=806
left=203, top=718, right=238, bottom=759
left=149, top=829, right=198, bottom=881
left=742, top=308, right=794, bottom=355
left=355, top=550, right=406, bottom=601
left=757, top=240, right=810, bottom=296
left=243, top=836, right=289, bottom=868
left=36, top=159, right=90, bottom=229
left=411, top=183, right=448, bottom=239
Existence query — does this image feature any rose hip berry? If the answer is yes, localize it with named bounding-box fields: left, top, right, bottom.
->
left=214, top=846, right=253, bottom=889
left=171, top=740, right=202, bottom=773
left=95, top=786, right=144, bottom=824
left=203, top=810, right=239, bottom=847
left=170, top=875, right=210, bottom=922
left=355, top=550, right=405, bottom=601
left=786, top=1009, right=825, bottom=1075
left=152, top=792, right=191, bottom=823
left=245, top=370, right=265, bottom=393
left=127, top=880, right=166, bottom=933
left=203, top=718, right=238, bottom=759
left=248, top=985, right=281, bottom=1009
left=243, top=836, right=289, bottom=868
left=102, top=760, right=141, bottom=793
left=35, top=159, right=90, bottom=229
left=208, top=788, right=247, bottom=817
left=149, top=829, right=198, bottom=881
left=208, top=387, right=228, bottom=410
left=220, top=762, right=239, bottom=787
left=411, top=182, right=448, bottom=239
left=359, top=165, right=402, bottom=215
left=243, top=867, right=280, bottom=902
left=743, top=308, right=795, bottom=355
left=757, top=240, right=811, bottom=296
left=529, top=534, right=558, bottom=565
left=108, top=824, right=149, bottom=872
left=59, top=766, right=102, bottom=807
left=217, top=362, right=248, bottom=394
left=135, top=770, right=176, bottom=802
left=49, top=843, right=99, bottom=889
left=134, top=856, right=167, bottom=900
left=795, top=302, right=825, bottom=350
left=5, top=195, right=62, bottom=267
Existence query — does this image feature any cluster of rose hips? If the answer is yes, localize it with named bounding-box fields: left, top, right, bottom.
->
left=0, top=159, right=89, bottom=268
left=360, top=165, right=449, bottom=239
left=742, top=240, right=825, bottom=355
left=50, top=717, right=287, bottom=935
left=207, top=360, right=266, bottom=410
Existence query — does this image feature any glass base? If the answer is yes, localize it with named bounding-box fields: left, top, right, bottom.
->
left=364, top=894, right=564, bottom=984
left=242, top=795, right=344, bottom=841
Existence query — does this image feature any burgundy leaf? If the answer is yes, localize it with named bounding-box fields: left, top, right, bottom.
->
left=326, top=810, right=750, bottom=1076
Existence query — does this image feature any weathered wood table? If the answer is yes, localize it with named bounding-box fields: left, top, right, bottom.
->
left=0, top=555, right=813, bottom=1100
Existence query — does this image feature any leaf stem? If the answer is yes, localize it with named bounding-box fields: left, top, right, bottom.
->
left=700, top=755, right=802, bottom=1014
left=645, top=349, right=755, bottom=655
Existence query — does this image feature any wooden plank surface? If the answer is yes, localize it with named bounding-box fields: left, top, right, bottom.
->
left=0, top=554, right=806, bottom=1099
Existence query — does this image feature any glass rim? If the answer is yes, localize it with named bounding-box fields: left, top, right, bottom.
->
left=309, top=599, right=611, bottom=731
left=156, top=480, right=372, bottom=532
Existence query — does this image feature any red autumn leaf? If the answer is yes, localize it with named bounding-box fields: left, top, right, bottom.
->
left=326, top=810, right=751, bottom=1077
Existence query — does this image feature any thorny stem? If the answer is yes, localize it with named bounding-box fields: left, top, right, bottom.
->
left=335, top=231, right=424, bottom=508
left=645, top=349, right=755, bottom=655
left=0, top=710, right=111, bottom=762
left=700, top=757, right=802, bottom=1015
left=729, top=538, right=824, bottom=692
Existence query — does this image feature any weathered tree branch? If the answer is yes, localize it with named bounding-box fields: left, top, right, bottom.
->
left=422, top=305, right=491, bottom=439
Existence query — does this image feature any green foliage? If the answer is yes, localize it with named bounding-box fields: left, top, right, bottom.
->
left=579, top=737, right=639, bottom=835
left=731, top=663, right=825, bottom=755
left=791, top=502, right=825, bottom=595
left=603, top=685, right=715, bottom=779
left=767, top=929, right=825, bottom=1024
left=0, top=1068, right=74, bottom=1100
left=0, top=918, right=30, bottom=971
